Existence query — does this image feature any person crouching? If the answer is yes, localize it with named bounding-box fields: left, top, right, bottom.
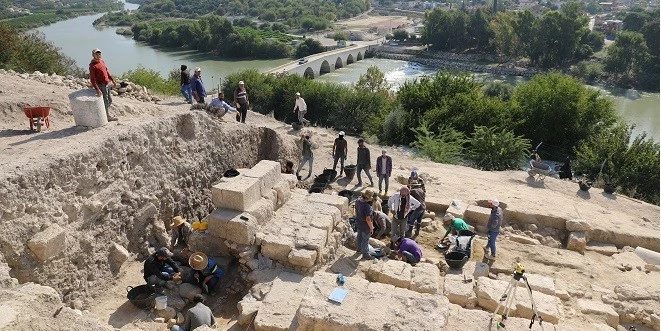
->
left=392, top=235, right=422, bottom=266
left=144, top=247, right=181, bottom=292
left=189, top=252, right=224, bottom=294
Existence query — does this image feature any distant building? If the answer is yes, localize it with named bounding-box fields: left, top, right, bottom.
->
left=603, top=19, right=623, bottom=36
left=599, top=2, right=614, bottom=11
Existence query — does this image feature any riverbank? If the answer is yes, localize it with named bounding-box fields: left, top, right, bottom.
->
left=3, top=1, right=124, bottom=30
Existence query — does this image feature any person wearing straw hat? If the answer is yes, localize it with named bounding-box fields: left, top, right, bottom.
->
left=439, top=213, right=469, bottom=243
left=293, top=92, right=310, bottom=125
left=483, top=199, right=503, bottom=260
left=189, top=252, right=224, bottom=294
left=170, top=216, right=192, bottom=264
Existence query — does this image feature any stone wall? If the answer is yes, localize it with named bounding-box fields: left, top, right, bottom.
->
left=0, top=111, right=298, bottom=304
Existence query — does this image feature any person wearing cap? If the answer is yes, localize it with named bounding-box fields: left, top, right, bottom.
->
left=387, top=186, right=421, bottom=243
left=375, top=149, right=392, bottom=195
left=208, top=91, right=237, bottom=119
left=392, top=235, right=422, bottom=266
left=293, top=92, right=310, bottom=125
left=332, top=131, right=348, bottom=176
left=355, top=189, right=375, bottom=260
left=439, top=213, right=469, bottom=243
left=234, top=80, right=249, bottom=123
left=143, top=247, right=181, bottom=290
left=484, top=199, right=503, bottom=260
left=171, top=294, right=216, bottom=331
left=180, top=65, right=193, bottom=104
left=191, top=67, right=206, bottom=104
left=189, top=252, right=224, bottom=294
left=406, top=184, right=426, bottom=237
left=408, top=169, right=425, bottom=191
left=170, top=216, right=192, bottom=263
left=295, top=134, right=313, bottom=180
left=89, top=48, right=118, bottom=121
left=356, top=139, right=374, bottom=187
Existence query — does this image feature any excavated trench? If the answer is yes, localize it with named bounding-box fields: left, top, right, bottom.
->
left=0, top=111, right=298, bottom=304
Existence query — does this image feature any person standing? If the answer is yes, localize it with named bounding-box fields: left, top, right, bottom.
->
left=234, top=80, right=249, bottom=123
left=293, top=92, right=310, bottom=125
left=387, top=186, right=421, bottom=245
left=89, top=48, right=118, bottom=121
left=406, top=185, right=426, bottom=237
left=483, top=199, right=502, bottom=260
left=354, top=190, right=374, bottom=260
left=332, top=131, right=348, bottom=176
left=169, top=216, right=192, bottom=264
left=356, top=139, right=374, bottom=187
left=191, top=68, right=206, bottom=104
left=170, top=294, right=216, bottom=331
left=375, top=149, right=392, bottom=195
left=180, top=65, right=193, bottom=104
left=296, top=134, right=313, bottom=180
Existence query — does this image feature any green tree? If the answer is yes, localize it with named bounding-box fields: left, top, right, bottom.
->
left=469, top=126, right=531, bottom=171
left=295, top=38, right=324, bottom=58
left=392, top=29, right=408, bottom=41
left=490, top=12, right=518, bottom=58
left=355, top=65, right=390, bottom=93
left=469, top=8, right=493, bottom=51
left=622, top=12, right=646, bottom=32
left=332, top=31, right=347, bottom=41
left=412, top=123, right=467, bottom=164
left=604, top=31, right=650, bottom=80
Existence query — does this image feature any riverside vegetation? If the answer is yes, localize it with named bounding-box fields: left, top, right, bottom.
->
left=1, top=0, right=122, bottom=29
left=0, top=25, right=657, bottom=204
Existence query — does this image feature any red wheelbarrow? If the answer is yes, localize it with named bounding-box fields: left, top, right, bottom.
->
left=23, top=104, right=51, bottom=132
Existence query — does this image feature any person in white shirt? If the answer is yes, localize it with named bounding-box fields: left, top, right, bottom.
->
left=208, top=92, right=237, bottom=119
left=293, top=92, right=310, bottom=125
left=387, top=186, right=421, bottom=244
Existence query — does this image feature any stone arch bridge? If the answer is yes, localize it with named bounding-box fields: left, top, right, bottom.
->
left=265, top=41, right=380, bottom=79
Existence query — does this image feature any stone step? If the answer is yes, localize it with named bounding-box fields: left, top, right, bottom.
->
left=253, top=272, right=311, bottom=331
left=366, top=259, right=441, bottom=294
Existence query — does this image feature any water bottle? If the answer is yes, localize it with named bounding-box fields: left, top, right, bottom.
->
left=336, top=273, right=345, bottom=286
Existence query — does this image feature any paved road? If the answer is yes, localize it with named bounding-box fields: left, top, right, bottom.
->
left=265, top=40, right=381, bottom=74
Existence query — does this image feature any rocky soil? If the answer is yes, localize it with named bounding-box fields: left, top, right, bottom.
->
left=0, top=70, right=658, bottom=330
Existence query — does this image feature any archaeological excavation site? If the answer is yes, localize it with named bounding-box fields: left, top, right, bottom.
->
left=0, top=70, right=659, bottom=331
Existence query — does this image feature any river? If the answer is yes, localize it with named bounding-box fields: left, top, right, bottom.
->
left=34, top=1, right=659, bottom=142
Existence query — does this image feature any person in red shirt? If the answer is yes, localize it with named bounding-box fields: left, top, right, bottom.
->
left=89, top=48, right=118, bottom=121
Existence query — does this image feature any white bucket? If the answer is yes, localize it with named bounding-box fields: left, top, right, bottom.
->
left=154, top=296, right=168, bottom=310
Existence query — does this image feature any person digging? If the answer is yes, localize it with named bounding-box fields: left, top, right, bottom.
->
left=439, top=213, right=469, bottom=244
left=189, top=252, right=224, bottom=294
left=143, top=247, right=181, bottom=293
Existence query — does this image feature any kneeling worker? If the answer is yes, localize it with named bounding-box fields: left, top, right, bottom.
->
left=171, top=294, right=216, bottom=331
left=439, top=213, right=470, bottom=243
left=189, top=252, right=224, bottom=294
left=392, top=235, right=422, bottom=266
left=144, top=247, right=181, bottom=291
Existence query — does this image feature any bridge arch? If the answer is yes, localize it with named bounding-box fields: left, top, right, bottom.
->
left=335, top=57, right=343, bottom=69
left=320, top=60, right=331, bottom=75
left=304, top=67, right=315, bottom=79
left=346, top=54, right=355, bottom=65
left=357, top=52, right=363, bottom=61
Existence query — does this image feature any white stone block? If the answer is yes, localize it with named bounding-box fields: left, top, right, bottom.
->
left=238, top=300, right=262, bottom=326
left=294, top=227, right=328, bottom=251
left=463, top=205, right=491, bottom=226
left=27, top=224, right=66, bottom=261
left=444, top=274, right=477, bottom=307
left=109, top=243, right=130, bottom=271
left=272, top=180, right=291, bottom=208
left=578, top=299, right=619, bottom=328
left=306, top=193, right=349, bottom=214
left=260, top=234, right=295, bottom=262
left=212, top=176, right=261, bottom=211
left=246, top=198, right=274, bottom=225
left=242, top=160, right=282, bottom=196
left=508, top=234, right=541, bottom=245
left=567, top=232, right=586, bottom=254
left=367, top=259, right=412, bottom=289
left=288, top=248, right=317, bottom=267
left=188, top=231, right=231, bottom=257
left=585, top=242, right=618, bottom=256
left=472, top=262, right=490, bottom=278
left=207, top=209, right=258, bottom=245
left=69, top=89, right=108, bottom=128
left=282, top=174, right=298, bottom=189
left=410, top=262, right=440, bottom=294
left=254, top=272, right=311, bottom=331
left=566, top=219, right=591, bottom=232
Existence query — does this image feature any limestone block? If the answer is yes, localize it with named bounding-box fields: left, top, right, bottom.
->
left=155, top=307, right=177, bottom=320
left=425, top=197, right=449, bottom=214
left=555, top=289, right=570, bottom=301
left=367, top=259, right=412, bottom=289
left=444, top=274, right=477, bottom=307
left=246, top=198, right=275, bottom=225
left=446, top=199, right=469, bottom=220
left=178, top=283, right=203, bottom=301
left=614, top=284, right=654, bottom=301
left=282, top=174, right=298, bottom=189
left=188, top=231, right=231, bottom=257
left=69, top=89, right=108, bottom=127
left=260, top=234, right=295, bottom=262
left=445, top=304, right=534, bottom=330
left=294, top=227, right=328, bottom=251
left=476, top=278, right=517, bottom=316
left=473, top=262, right=490, bottom=278
left=410, top=262, right=441, bottom=294
left=578, top=299, right=619, bottom=327
left=296, top=272, right=450, bottom=330
left=515, top=290, right=561, bottom=324
left=585, top=243, right=618, bottom=256
left=463, top=205, right=491, bottom=226
left=634, top=246, right=660, bottom=265
left=27, top=224, right=66, bottom=261
left=611, top=252, right=647, bottom=270
left=519, top=273, right=555, bottom=296
left=567, top=232, right=587, bottom=254
left=306, top=193, right=349, bottom=214
left=566, top=219, right=591, bottom=232
left=253, top=272, right=311, bottom=331
left=242, top=160, right=282, bottom=196
left=212, top=176, right=261, bottom=211
left=272, top=179, right=291, bottom=208
left=238, top=300, right=262, bottom=326
left=288, top=248, right=317, bottom=268
left=109, top=243, right=130, bottom=271
left=207, top=209, right=258, bottom=245
left=291, top=199, right=342, bottom=226
left=508, top=234, right=540, bottom=245
left=305, top=214, right=334, bottom=237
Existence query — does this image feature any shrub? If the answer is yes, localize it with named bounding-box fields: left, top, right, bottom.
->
left=571, top=61, right=604, bottom=83
left=121, top=66, right=179, bottom=95
left=469, top=126, right=531, bottom=170
left=483, top=81, right=514, bottom=101
left=381, top=107, right=412, bottom=145
left=412, top=122, right=467, bottom=164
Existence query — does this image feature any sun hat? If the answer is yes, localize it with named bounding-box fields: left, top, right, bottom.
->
left=238, top=81, right=244, bottom=85
left=171, top=216, right=186, bottom=227
left=362, top=189, right=374, bottom=199
left=156, top=247, right=173, bottom=258
left=339, top=131, right=345, bottom=136
left=489, top=199, right=500, bottom=207
left=189, top=252, right=209, bottom=270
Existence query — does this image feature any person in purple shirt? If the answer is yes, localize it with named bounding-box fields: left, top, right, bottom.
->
left=392, top=235, right=422, bottom=265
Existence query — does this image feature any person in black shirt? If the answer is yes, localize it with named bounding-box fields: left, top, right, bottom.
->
left=143, top=247, right=181, bottom=290
left=180, top=65, right=192, bottom=104
left=332, top=131, right=348, bottom=176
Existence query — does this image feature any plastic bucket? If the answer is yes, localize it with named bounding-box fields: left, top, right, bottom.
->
left=154, top=296, right=168, bottom=310
left=344, top=165, right=356, bottom=180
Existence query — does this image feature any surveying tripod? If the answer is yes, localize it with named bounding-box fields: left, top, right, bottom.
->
left=490, top=263, right=544, bottom=330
